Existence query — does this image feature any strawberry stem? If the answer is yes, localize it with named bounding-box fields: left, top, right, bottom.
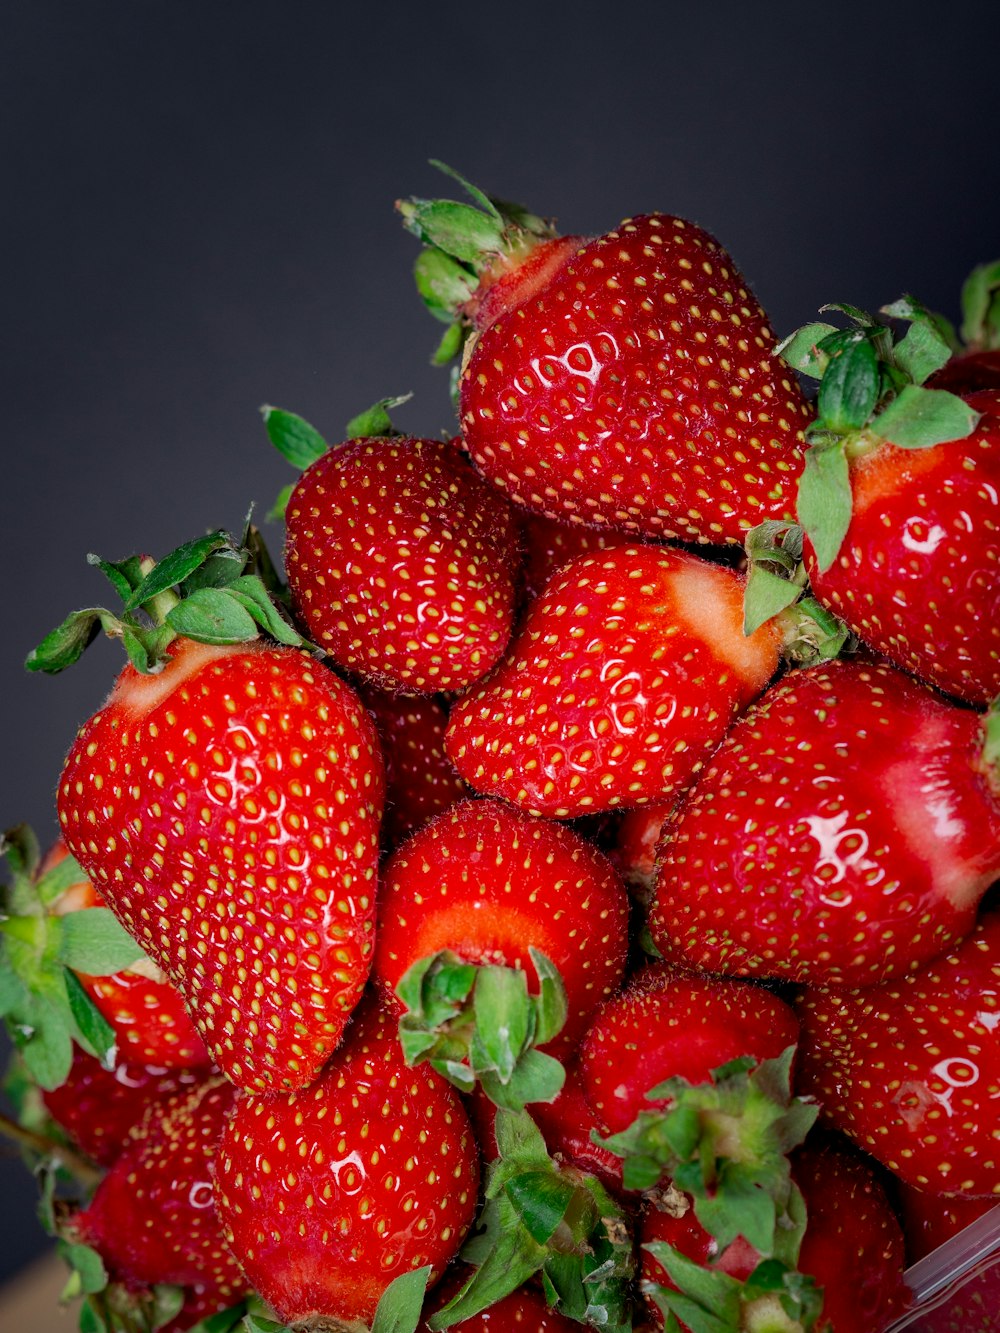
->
left=0, top=1110, right=102, bottom=1188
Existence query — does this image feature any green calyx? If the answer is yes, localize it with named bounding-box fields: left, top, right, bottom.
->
left=778, top=301, right=980, bottom=572
left=396, top=948, right=568, bottom=1110
left=429, top=1107, right=635, bottom=1332
left=959, top=259, right=1000, bottom=352
left=398, top=160, right=556, bottom=365
left=0, top=826, right=147, bottom=1090
left=237, top=1268, right=432, bottom=1333
left=596, top=1050, right=817, bottom=1261
left=26, top=520, right=307, bottom=678
left=643, top=1246, right=826, bottom=1333
left=742, top=523, right=854, bottom=663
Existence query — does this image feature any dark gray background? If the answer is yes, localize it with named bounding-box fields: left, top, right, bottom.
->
left=2, top=0, right=998, bottom=1287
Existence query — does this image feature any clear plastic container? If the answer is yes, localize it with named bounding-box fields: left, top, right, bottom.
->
left=888, top=1203, right=1000, bottom=1331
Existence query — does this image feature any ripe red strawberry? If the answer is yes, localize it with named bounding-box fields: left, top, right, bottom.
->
left=518, top=510, right=625, bottom=605
left=266, top=404, right=521, bottom=693
left=446, top=544, right=781, bottom=819
left=372, top=797, right=630, bottom=1053
left=651, top=659, right=1000, bottom=986
left=641, top=1137, right=911, bottom=1332
left=214, top=995, right=480, bottom=1327
left=779, top=304, right=1000, bottom=703
left=402, top=172, right=811, bottom=545
left=74, top=1074, right=246, bottom=1311
left=43, top=841, right=210, bottom=1069
left=896, top=1178, right=1000, bottom=1262
left=41, top=1047, right=206, bottom=1167
left=358, top=683, right=469, bottom=849
left=608, top=803, right=673, bottom=907
left=579, top=964, right=800, bottom=1135
left=795, top=907, right=1000, bottom=1196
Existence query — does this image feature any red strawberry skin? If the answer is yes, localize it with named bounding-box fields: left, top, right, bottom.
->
left=651, top=660, right=1000, bottom=986
left=284, top=435, right=520, bottom=693
left=76, top=1074, right=245, bottom=1303
left=447, top=544, right=781, bottom=819
left=372, top=797, right=630, bottom=1052
left=806, top=395, right=1000, bottom=704
left=460, top=214, right=810, bottom=546
left=579, top=964, right=799, bottom=1135
left=57, top=638, right=385, bottom=1094
left=214, top=996, right=480, bottom=1326
left=795, top=908, right=1000, bottom=1196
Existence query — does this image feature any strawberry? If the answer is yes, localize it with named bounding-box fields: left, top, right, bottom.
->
left=777, top=301, right=1000, bottom=703
left=518, top=510, right=625, bottom=605
left=372, top=796, right=630, bottom=1054
left=213, top=994, right=480, bottom=1327
left=41, top=1047, right=206, bottom=1167
left=641, top=1136, right=910, bottom=1332
left=358, top=683, right=469, bottom=850
left=579, top=964, right=800, bottom=1136
left=650, top=659, right=1000, bottom=987
left=29, top=529, right=385, bottom=1092
left=420, top=1270, right=579, bottom=1331
left=795, top=906, right=1000, bottom=1196
left=401, top=167, right=812, bottom=546
left=73, top=1073, right=246, bottom=1316
left=265, top=401, right=521, bottom=694
left=608, top=804, right=674, bottom=907
left=896, top=1183, right=1000, bottom=1333
left=896, top=1178, right=1000, bottom=1262
left=446, top=544, right=782, bottom=820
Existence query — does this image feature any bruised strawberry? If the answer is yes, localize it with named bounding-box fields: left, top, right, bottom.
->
left=579, top=964, right=800, bottom=1135
left=795, top=908, right=1000, bottom=1196
left=214, top=995, right=480, bottom=1327
left=651, top=660, right=1000, bottom=986
left=402, top=171, right=811, bottom=545
left=447, top=544, right=781, bottom=819
left=372, top=797, right=630, bottom=1053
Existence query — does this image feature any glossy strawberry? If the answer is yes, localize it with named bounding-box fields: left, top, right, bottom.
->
left=651, top=660, right=1000, bottom=986
left=795, top=907, right=1000, bottom=1196
left=403, top=174, right=811, bottom=545
left=372, top=797, right=630, bottom=1053
left=447, top=544, right=781, bottom=819
left=41, top=1047, right=206, bottom=1167
left=579, top=964, right=800, bottom=1135
left=270, top=404, right=521, bottom=693
left=74, top=1074, right=245, bottom=1308
left=214, top=995, right=480, bottom=1327
left=57, top=637, right=384, bottom=1093
left=358, top=684, right=469, bottom=849
left=896, top=1178, right=1000, bottom=1262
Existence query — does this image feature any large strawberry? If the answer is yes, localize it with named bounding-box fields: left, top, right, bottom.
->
left=650, top=659, right=1000, bottom=987
left=777, top=300, right=1000, bottom=703
left=214, top=994, right=480, bottom=1327
left=372, top=796, right=630, bottom=1055
left=401, top=166, right=811, bottom=546
left=28, top=528, right=385, bottom=1093
left=265, top=400, right=521, bottom=694
left=795, top=907, right=1000, bottom=1196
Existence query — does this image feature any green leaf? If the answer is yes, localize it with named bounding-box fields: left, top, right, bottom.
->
left=774, top=322, right=837, bottom=378
left=472, top=967, right=532, bottom=1083
left=182, top=548, right=248, bottom=593
left=183, top=1302, right=252, bottom=1333
left=819, top=301, right=877, bottom=327
left=892, top=316, right=953, bottom=385
left=370, top=1265, right=432, bottom=1333
left=960, top=258, right=1000, bottom=350
left=241, top=1317, right=288, bottom=1333
left=124, top=531, right=231, bottom=612
left=79, top=1297, right=109, bottom=1333
left=86, top=553, right=147, bottom=601
left=150, top=1285, right=188, bottom=1330
left=56, top=909, right=146, bottom=974
left=529, top=949, right=568, bottom=1047
left=399, top=198, right=508, bottom=266
left=873, top=384, right=980, bottom=449
left=504, top=1170, right=575, bottom=1245
left=742, top=565, right=801, bottom=637
left=796, top=442, right=852, bottom=573
left=34, top=851, right=86, bottom=908
left=25, top=608, right=111, bottom=674
left=268, top=483, right=295, bottom=522
left=58, top=1240, right=108, bottom=1294
left=65, top=968, right=117, bottom=1063
left=261, top=406, right=329, bottom=470
left=428, top=160, right=502, bottom=221
left=432, top=320, right=468, bottom=367
left=415, top=250, right=478, bottom=324
left=816, top=331, right=880, bottom=432
left=165, top=587, right=260, bottom=645
left=227, top=577, right=306, bottom=647
left=18, top=1003, right=75, bottom=1091
left=484, top=1048, right=565, bottom=1109
left=345, top=394, right=412, bottom=440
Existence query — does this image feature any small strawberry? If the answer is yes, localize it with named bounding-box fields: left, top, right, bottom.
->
left=446, top=544, right=783, bottom=820
left=213, top=994, right=480, bottom=1327
left=372, top=796, right=630, bottom=1055
left=778, top=300, right=1000, bottom=703
left=651, top=660, right=1000, bottom=986
left=358, top=683, right=469, bottom=850
left=265, top=399, right=521, bottom=693
left=29, top=528, right=385, bottom=1092
left=401, top=166, right=812, bottom=545
left=73, top=1074, right=246, bottom=1317
left=795, top=907, right=1000, bottom=1196
left=579, top=964, right=800, bottom=1135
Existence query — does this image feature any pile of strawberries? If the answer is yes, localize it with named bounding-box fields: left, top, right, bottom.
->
left=2, top=166, right=1000, bottom=1333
